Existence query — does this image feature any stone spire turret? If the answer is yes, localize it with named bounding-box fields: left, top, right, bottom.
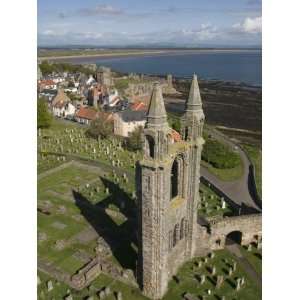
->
left=146, top=82, right=168, bottom=129
left=185, top=74, right=203, bottom=113
left=181, top=74, right=205, bottom=141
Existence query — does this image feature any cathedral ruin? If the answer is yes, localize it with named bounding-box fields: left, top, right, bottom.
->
left=136, top=75, right=261, bottom=299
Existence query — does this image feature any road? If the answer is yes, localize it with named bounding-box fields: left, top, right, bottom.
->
left=201, top=128, right=261, bottom=212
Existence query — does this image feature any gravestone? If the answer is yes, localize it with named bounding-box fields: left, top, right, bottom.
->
left=99, top=290, right=105, bottom=299
left=216, top=275, right=224, bottom=288
left=228, top=267, right=233, bottom=276
left=233, top=262, right=237, bottom=272
left=64, top=294, right=73, bottom=300
left=117, top=291, right=122, bottom=300
left=236, top=278, right=242, bottom=291
left=211, top=266, right=216, bottom=275
left=47, top=280, right=53, bottom=291
left=200, top=275, right=206, bottom=284
left=221, top=199, right=226, bottom=209
left=105, top=286, right=111, bottom=296
left=247, top=244, right=252, bottom=251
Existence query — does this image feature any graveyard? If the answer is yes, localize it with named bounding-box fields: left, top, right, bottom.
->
left=38, top=248, right=262, bottom=300
left=37, top=119, right=261, bottom=299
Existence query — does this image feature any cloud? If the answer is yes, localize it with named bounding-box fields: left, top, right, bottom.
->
left=78, top=4, right=124, bottom=16
left=246, top=0, right=261, bottom=5
left=233, top=16, right=262, bottom=34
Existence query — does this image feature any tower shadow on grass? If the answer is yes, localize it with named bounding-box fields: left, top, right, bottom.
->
left=72, top=177, right=138, bottom=271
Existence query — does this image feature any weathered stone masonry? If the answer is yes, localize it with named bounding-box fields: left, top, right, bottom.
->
left=136, top=76, right=262, bottom=300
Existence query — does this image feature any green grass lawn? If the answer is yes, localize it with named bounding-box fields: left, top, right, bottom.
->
left=241, top=144, right=262, bottom=198
left=164, top=249, right=261, bottom=300
left=240, top=244, right=262, bottom=276
left=201, top=160, right=244, bottom=181
left=38, top=248, right=261, bottom=300
left=38, top=161, right=137, bottom=275
left=38, top=119, right=140, bottom=174
left=198, top=183, right=234, bottom=217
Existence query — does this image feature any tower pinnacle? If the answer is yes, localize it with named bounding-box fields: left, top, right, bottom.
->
left=185, top=74, right=203, bottom=112
left=146, top=82, right=168, bottom=128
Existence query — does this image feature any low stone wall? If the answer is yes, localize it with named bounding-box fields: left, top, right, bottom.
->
left=71, top=255, right=137, bottom=290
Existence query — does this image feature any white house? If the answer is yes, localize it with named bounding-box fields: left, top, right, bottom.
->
left=53, top=102, right=76, bottom=118
left=114, top=110, right=146, bottom=137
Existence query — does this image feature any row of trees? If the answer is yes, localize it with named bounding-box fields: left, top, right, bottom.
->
left=39, top=61, right=92, bottom=76
left=202, top=138, right=240, bottom=169
left=37, top=98, right=52, bottom=128
left=86, top=119, right=143, bottom=151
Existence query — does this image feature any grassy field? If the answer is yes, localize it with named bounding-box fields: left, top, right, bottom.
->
left=38, top=119, right=140, bottom=174
left=201, top=160, right=244, bottom=182
left=241, top=144, right=262, bottom=198
left=38, top=249, right=261, bottom=300
left=38, top=161, right=137, bottom=274
left=240, top=244, right=262, bottom=276
left=199, top=183, right=234, bottom=217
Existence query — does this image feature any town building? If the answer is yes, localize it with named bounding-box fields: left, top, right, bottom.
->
left=113, top=110, right=146, bottom=137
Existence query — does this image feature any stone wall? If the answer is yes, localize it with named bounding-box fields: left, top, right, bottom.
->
left=195, top=214, right=262, bottom=252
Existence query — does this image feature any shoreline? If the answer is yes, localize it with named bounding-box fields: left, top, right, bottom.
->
left=38, top=48, right=261, bottom=61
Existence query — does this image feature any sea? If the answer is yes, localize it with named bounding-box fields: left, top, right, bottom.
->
left=58, top=50, right=262, bottom=86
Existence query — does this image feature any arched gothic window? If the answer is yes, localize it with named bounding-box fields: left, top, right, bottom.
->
left=170, top=155, right=185, bottom=200
left=170, top=159, right=179, bottom=199
left=145, top=135, right=155, bottom=158
left=185, top=127, right=189, bottom=141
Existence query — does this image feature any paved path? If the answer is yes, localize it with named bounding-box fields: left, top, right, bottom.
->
left=226, top=243, right=262, bottom=289
left=201, top=128, right=261, bottom=212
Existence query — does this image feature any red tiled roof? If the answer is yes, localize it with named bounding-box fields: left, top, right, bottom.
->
left=131, top=101, right=147, bottom=111
left=40, top=79, right=55, bottom=86
left=75, top=107, right=114, bottom=123
left=75, top=107, right=98, bottom=120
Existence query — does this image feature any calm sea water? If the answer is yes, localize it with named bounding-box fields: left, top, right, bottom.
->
left=61, top=50, right=262, bottom=86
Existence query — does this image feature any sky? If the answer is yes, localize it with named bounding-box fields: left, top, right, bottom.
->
left=38, top=0, right=262, bottom=47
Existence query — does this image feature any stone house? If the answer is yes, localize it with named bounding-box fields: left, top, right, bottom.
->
left=75, top=107, right=113, bottom=125
left=52, top=88, right=71, bottom=107
left=114, top=110, right=146, bottom=137
left=53, top=101, right=76, bottom=118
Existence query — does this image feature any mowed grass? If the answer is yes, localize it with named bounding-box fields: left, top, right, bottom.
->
left=198, top=183, right=234, bottom=218
left=164, top=249, right=261, bottom=300
left=201, top=160, right=244, bottom=182
left=38, top=249, right=261, bottom=300
left=38, top=119, right=141, bottom=173
left=38, top=162, right=137, bottom=275
left=240, top=244, right=262, bottom=276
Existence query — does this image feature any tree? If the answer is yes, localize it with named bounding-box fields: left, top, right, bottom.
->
left=125, top=126, right=143, bottom=151
left=37, top=98, right=52, bottom=128
left=86, top=118, right=113, bottom=139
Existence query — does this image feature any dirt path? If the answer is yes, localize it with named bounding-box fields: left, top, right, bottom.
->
left=226, top=243, right=262, bottom=289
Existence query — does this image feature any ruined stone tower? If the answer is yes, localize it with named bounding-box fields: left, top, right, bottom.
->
left=136, top=75, right=205, bottom=299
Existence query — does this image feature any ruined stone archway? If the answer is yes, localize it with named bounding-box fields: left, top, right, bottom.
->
left=225, top=231, right=242, bottom=245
